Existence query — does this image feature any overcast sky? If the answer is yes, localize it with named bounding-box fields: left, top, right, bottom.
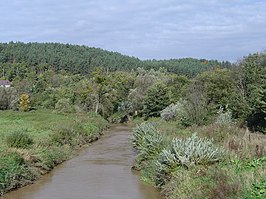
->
left=0, top=0, right=266, bottom=62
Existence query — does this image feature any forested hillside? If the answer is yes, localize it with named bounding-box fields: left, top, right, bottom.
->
left=0, top=42, right=230, bottom=78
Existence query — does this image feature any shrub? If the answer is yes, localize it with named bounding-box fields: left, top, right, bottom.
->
left=118, top=101, right=133, bottom=115
left=132, top=122, right=157, bottom=150
left=108, top=112, right=127, bottom=123
left=160, top=101, right=185, bottom=121
left=50, top=120, right=100, bottom=147
left=155, top=149, right=181, bottom=187
left=161, top=103, right=177, bottom=121
left=132, top=122, right=165, bottom=168
left=0, top=88, right=18, bottom=110
left=155, top=133, right=225, bottom=186
left=5, top=130, right=33, bottom=149
left=136, top=133, right=164, bottom=164
left=54, top=98, right=74, bottom=113
left=216, top=106, right=233, bottom=127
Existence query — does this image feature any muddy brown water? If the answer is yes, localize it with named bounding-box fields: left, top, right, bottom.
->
left=2, top=125, right=162, bottom=199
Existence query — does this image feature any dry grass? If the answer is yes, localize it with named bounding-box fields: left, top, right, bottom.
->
left=191, top=124, right=266, bottom=160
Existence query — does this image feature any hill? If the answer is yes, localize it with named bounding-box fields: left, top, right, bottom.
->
left=0, top=42, right=231, bottom=79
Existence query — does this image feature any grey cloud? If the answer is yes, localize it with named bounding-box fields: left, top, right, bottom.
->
left=0, top=0, right=266, bottom=61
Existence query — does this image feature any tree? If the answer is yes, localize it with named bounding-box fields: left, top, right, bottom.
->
left=128, top=68, right=160, bottom=115
left=143, top=82, right=171, bottom=119
left=183, top=82, right=209, bottom=126
left=0, top=88, right=8, bottom=110
left=241, top=53, right=266, bottom=132
left=91, top=68, right=117, bottom=118
left=166, top=74, right=190, bottom=102
left=20, top=93, right=30, bottom=112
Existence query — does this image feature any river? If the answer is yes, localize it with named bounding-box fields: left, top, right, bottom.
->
left=2, top=125, right=162, bottom=199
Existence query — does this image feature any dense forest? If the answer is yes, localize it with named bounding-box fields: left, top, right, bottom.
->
left=0, top=42, right=231, bottom=78
left=0, top=42, right=265, bottom=198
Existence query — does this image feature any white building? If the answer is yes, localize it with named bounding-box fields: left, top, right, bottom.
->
left=0, top=80, right=11, bottom=88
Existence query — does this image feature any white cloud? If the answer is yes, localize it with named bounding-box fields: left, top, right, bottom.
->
left=0, top=0, right=266, bottom=61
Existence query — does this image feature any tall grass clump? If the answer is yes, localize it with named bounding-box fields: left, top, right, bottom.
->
left=0, top=152, right=38, bottom=196
left=50, top=122, right=81, bottom=147
left=5, top=130, right=33, bottom=149
left=34, top=146, right=72, bottom=171
left=50, top=118, right=104, bottom=147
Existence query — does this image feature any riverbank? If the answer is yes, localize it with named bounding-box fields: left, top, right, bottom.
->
left=2, top=125, right=162, bottom=199
left=0, top=110, right=108, bottom=196
left=132, top=118, right=266, bottom=199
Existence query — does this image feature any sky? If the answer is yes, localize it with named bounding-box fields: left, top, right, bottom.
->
left=0, top=0, right=266, bottom=62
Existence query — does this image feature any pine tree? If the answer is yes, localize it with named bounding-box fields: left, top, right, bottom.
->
left=143, top=82, right=171, bottom=119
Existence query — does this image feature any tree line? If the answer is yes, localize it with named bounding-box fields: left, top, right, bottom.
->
left=0, top=42, right=230, bottom=78
left=0, top=42, right=265, bottom=133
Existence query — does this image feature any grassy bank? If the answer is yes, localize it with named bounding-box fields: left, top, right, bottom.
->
left=132, top=118, right=266, bottom=199
left=0, top=110, right=108, bottom=196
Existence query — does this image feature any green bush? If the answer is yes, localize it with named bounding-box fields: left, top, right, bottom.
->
left=54, top=98, right=75, bottom=113
left=5, top=130, right=34, bottom=149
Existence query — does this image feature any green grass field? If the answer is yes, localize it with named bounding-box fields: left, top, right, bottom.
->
left=0, top=109, right=108, bottom=196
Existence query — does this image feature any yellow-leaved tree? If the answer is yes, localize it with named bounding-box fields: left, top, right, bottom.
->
left=20, top=93, right=30, bottom=112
